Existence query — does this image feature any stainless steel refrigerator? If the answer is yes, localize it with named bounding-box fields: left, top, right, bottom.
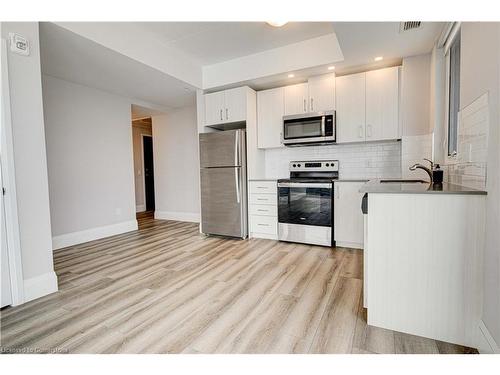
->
left=199, top=129, right=247, bottom=239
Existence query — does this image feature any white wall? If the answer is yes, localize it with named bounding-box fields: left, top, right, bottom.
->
left=401, top=53, right=432, bottom=136
left=132, top=119, right=152, bottom=211
left=42, top=74, right=137, bottom=247
left=460, top=22, right=500, bottom=350
left=152, top=106, right=200, bottom=222
left=1, top=22, right=57, bottom=302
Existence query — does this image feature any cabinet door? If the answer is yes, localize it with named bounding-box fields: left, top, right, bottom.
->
left=365, top=67, right=399, bottom=141
left=224, top=87, right=247, bottom=123
left=283, top=83, right=308, bottom=116
left=308, top=73, right=335, bottom=112
left=333, top=182, right=365, bottom=248
left=336, top=73, right=366, bottom=143
left=257, top=87, right=284, bottom=149
left=204, top=91, right=225, bottom=126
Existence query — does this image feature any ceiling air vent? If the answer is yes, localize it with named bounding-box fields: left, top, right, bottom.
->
left=400, top=21, right=423, bottom=33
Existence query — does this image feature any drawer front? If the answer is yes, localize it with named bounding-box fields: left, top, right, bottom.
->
left=249, top=194, right=277, bottom=206
left=249, top=204, right=277, bottom=217
left=250, top=215, right=277, bottom=235
left=249, top=181, right=277, bottom=195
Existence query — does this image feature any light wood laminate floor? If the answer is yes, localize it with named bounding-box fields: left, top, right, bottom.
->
left=0, top=212, right=477, bottom=354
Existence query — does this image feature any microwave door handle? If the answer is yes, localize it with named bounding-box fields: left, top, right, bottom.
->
left=321, top=116, right=326, bottom=136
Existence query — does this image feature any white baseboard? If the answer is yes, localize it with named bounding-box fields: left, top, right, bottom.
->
left=23, top=271, right=58, bottom=303
left=52, top=220, right=138, bottom=250
left=154, top=210, right=200, bottom=223
left=136, top=204, right=146, bottom=213
left=336, top=241, right=364, bottom=250
left=478, top=320, right=500, bottom=354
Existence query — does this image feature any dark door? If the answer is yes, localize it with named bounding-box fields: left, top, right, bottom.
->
left=143, top=136, right=155, bottom=211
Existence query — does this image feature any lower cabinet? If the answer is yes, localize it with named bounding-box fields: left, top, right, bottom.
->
left=334, top=181, right=365, bottom=249
left=248, top=180, right=278, bottom=240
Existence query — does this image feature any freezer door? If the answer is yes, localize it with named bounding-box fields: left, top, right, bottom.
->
left=199, top=129, right=243, bottom=168
left=200, top=167, right=246, bottom=238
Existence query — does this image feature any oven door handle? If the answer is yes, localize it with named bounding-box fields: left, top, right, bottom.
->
left=278, top=182, right=332, bottom=189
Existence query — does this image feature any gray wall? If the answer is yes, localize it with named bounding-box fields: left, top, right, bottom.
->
left=1, top=23, right=54, bottom=282
left=461, top=22, right=500, bottom=347
left=152, top=106, right=200, bottom=220
left=42, top=74, right=136, bottom=236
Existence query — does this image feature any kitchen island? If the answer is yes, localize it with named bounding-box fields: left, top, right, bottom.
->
left=361, top=180, right=486, bottom=348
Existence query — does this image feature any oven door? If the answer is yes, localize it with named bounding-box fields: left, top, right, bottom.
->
left=277, top=182, right=332, bottom=227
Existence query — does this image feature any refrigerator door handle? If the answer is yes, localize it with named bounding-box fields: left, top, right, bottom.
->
left=234, top=130, right=239, bottom=166
left=235, top=167, right=240, bottom=203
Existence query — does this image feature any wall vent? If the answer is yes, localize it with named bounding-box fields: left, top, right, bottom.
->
left=399, top=21, right=423, bottom=33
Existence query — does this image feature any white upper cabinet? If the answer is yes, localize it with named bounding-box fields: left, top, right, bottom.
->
left=224, top=87, right=247, bottom=123
left=257, top=87, right=284, bottom=149
left=336, top=72, right=366, bottom=143
left=283, top=83, right=308, bottom=116
left=204, top=86, right=248, bottom=126
left=204, top=91, right=226, bottom=126
left=336, top=67, right=400, bottom=144
left=308, top=73, right=335, bottom=112
left=365, top=67, right=400, bottom=141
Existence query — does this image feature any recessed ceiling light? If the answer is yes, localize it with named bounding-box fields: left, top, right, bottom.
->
left=288, top=74, right=295, bottom=78
left=328, top=66, right=335, bottom=70
left=374, top=56, right=384, bottom=61
left=267, top=21, right=288, bottom=27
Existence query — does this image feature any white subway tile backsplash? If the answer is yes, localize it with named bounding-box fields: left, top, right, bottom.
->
left=264, top=141, right=402, bottom=180
left=443, top=93, right=489, bottom=189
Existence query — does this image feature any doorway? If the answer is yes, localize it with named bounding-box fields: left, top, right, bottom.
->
left=142, top=135, right=155, bottom=211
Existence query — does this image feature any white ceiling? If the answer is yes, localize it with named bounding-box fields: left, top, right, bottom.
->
left=332, top=22, right=444, bottom=74
left=40, top=22, right=445, bottom=111
left=40, top=23, right=196, bottom=111
left=134, top=22, right=336, bottom=65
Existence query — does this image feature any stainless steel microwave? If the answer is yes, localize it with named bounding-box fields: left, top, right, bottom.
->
left=282, top=111, right=336, bottom=146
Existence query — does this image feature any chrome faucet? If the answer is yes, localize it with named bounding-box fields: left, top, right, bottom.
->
left=409, top=158, right=433, bottom=183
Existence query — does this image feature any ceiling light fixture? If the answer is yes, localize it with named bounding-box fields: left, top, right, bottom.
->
left=328, top=66, right=335, bottom=70
left=267, top=21, right=288, bottom=27
left=374, top=56, right=384, bottom=61
left=288, top=73, right=295, bottom=78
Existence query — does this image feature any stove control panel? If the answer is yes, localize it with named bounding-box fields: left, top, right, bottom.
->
left=289, top=160, right=339, bottom=172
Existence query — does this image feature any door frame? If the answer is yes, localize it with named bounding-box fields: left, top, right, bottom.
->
left=141, top=134, right=153, bottom=211
left=1, top=38, right=24, bottom=305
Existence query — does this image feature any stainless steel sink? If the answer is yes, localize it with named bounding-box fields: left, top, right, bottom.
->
left=379, top=179, right=428, bottom=183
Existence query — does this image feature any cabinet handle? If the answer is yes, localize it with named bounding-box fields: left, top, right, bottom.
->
left=359, top=126, right=364, bottom=138
left=226, top=108, right=228, bottom=120
left=303, top=99, right=306, bottom=112
left=257, top=198, right=267, bottom=201
left=220, top=109, right=223, bottom=121
left=310, top=98, right=314, bottom=111
left=257, top=223, right=270, bottom=227
left=367, top=125, right=372, bottom=137
left=257, top=209, right=268, bottom=212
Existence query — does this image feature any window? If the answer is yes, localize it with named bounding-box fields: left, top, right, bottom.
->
left=447, top=32, right=461, bottom=157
